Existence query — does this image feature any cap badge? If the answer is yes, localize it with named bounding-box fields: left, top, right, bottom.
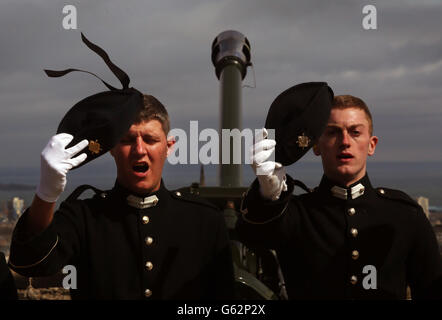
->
left=296, top=133, right=311, bottom=149
left=88, top=140, right=102, bottom=154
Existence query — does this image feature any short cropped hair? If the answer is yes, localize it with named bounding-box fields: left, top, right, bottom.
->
left=135, top=94, right=170, bottom=135
left=332, top=95, right=373, bottom=135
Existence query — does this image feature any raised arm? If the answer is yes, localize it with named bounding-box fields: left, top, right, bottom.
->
left=24, top=133, right=88, bottom=235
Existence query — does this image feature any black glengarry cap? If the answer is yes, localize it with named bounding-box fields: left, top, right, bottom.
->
left=265, top=82, right=334, bottom=166
left=45, top=33, right=143, bottom=169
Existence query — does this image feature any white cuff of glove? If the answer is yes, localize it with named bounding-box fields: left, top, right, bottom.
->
left=36, top=183, right=64, bottom=203
left=257, top=164, right=288, bottom=201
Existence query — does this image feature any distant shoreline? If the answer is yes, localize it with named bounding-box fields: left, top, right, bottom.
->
left=0, top=183, right=35, bottom=191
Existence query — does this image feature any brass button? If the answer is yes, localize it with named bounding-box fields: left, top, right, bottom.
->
left=350, top=275, right=358, bottom=285
left=144, top=289, right=152, bottom=298
left=379, top=188, right=385, bottom=195
left=175, top=191, right=182, bottom=197
left=350, top=228, right=358, bottom=237
left=145, top=261, right=153, bottom=271
left=100, top=192, right=107, bottom=199
left=351, top=250, right=359, bottom=260
left=348, top=208, right=356, bottom=216
left=145, top=236, right=153, bottom=246
left=142, top=216, right=150, bottom=224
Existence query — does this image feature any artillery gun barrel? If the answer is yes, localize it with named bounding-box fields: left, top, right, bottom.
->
left=211, top=30, right=251, bottom=187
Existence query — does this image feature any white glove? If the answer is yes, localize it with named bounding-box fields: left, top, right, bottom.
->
left=250, top=128, right=288, bottom=201
left=36, top=133, right=89, bottom=203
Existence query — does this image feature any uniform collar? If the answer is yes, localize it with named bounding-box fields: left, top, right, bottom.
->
left=318, top=174, right=372, bottom=200
left=126, top=194, right=159, bottom=209
left=330, top=183, right=365, bottom=200
left=111, top=179, right=168, bottom=209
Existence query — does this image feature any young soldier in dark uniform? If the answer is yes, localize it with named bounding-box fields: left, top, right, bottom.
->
left=8, top=34, right=234, bottom=300
left=237, top=84, right=442, bottom=299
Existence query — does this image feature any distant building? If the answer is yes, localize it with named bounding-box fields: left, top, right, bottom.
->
left=4, top=196, right=24, bottom=221
left=13, top=197, right=24, bottom=217
left=417, top=196, right=430, bottom=219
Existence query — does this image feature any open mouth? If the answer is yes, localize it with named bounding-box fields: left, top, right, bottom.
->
left=337, top=153, right=354, bottom=160
left=133, top=162, right=149, bottom=173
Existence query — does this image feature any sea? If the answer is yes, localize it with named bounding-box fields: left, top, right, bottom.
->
left=1, top=159, right=442, bottom=211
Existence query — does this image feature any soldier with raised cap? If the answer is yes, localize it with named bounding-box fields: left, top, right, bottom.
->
left=237, top=83, right=442, bottom=299
left=8, top=34, right=234, bottom=300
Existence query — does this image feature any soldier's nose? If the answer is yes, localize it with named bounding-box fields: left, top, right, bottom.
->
left=340, top=131, right=351, bottom=147
left=134, top=137, right=147, bottom=155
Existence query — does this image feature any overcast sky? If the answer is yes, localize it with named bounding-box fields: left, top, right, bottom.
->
left=1, top=0, right=441, bottom=171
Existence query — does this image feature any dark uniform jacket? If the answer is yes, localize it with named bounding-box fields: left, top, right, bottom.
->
left=9, top=181, right=234, bottom=300
left=0, top=252, right=17, bottom=300
left=236, top=174, right=442, bottom=299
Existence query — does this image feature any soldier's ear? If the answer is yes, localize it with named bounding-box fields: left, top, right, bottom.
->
left=313, top=144, right=321, bottom=156
left=368, top=135, right=378, bottom=156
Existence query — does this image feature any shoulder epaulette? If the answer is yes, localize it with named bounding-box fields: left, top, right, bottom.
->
left=375, top=187, right=421, bottom=209
left=66, top=184, right=106, bottom=202
left=169, top=190, right=219, bottom=211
